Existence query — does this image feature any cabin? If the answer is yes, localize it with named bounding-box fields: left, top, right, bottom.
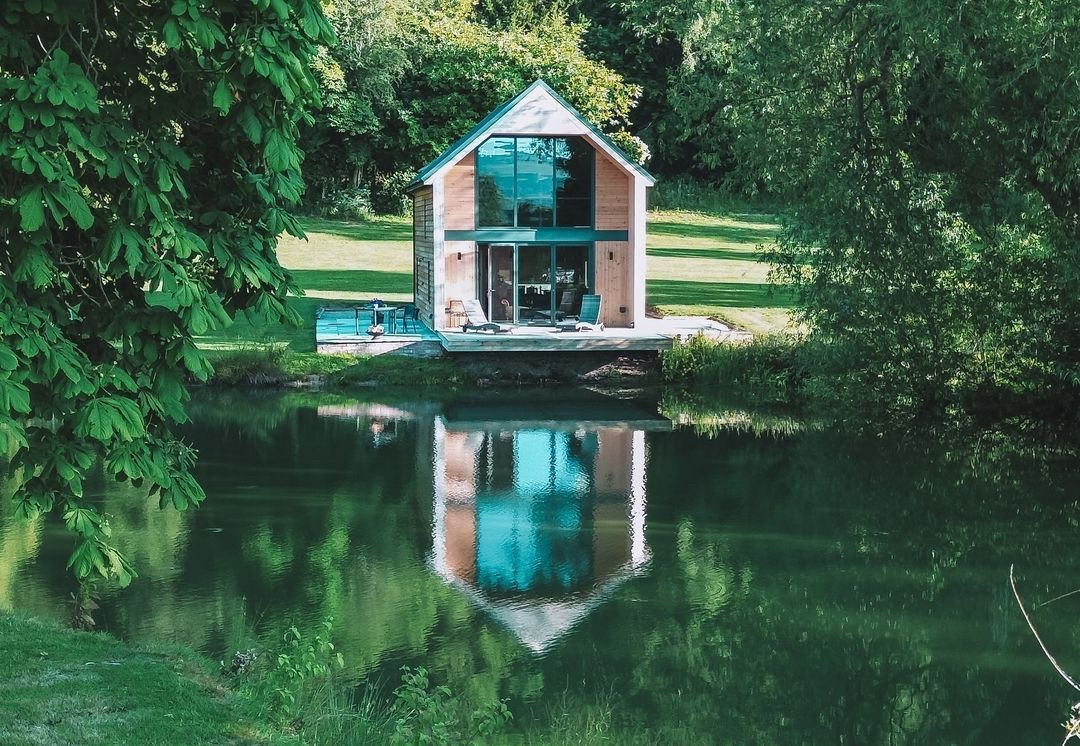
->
left=406, top=79, right=655, bottom=334
left=316, top=80, right=743, bottom=355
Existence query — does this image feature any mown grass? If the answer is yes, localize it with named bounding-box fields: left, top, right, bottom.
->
left=0, top=614, right=290, bottom=746
left=646, top=209, right=793, bottom=334
left=196, top=215, right=413, bottom=355
left=197, top=203, right=791, bottom=363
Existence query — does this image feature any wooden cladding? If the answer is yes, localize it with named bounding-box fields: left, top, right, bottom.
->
left=594, top=240, right=632, bottom=327
left=444, top=152, right=475, bottom=231
left=412, top=187, right=435, bottom=323
left=422, top=137, right=643, bottom=330
left=595, top=152, right=630, bottom=231
left=442, top=240, right=476, bottom=329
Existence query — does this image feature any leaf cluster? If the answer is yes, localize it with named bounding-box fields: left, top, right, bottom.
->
left=725, top=0, right=1080, bottom=420
left=303, top=0, right=641, bottom=209
left=0, top=0, right=332, bottom=583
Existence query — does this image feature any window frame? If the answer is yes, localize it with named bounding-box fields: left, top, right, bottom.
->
left=475, top=135, right=594, bottom=230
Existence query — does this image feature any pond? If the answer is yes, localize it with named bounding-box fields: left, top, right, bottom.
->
left=3, top=389, right=1080, bottom=743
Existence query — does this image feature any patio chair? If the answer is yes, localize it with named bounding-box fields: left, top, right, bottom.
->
left=555, top=289, right=581, bottom=321
left=558, top=294, right=604, bottom=332
left=460, top=299, right=513, bottom=333
left=399, top=303, right=420, bottom=333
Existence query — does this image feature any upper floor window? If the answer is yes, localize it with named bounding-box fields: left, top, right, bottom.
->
left=476, top=136, right=593, bottom=228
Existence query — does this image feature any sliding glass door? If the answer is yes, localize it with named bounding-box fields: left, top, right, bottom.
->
left=487, top=244, right=514, bottom=321
left=480, top=244, right=590, bottom=324
left=517, top=245, right=552, bottom=322
left=554, top=245, right=588, bottom=320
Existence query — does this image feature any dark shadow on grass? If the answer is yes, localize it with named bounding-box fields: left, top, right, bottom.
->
left=301, top=216, right=411, bottom=242
left=291, top=269, right=413, bottom=295
left=649, top=221, right=778, bottom=244
left=647, top=279, right=795, bottom=308
left=648, top=246, right=765, bottom=262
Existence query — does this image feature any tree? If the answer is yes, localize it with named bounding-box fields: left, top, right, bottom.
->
left=302, top=0, right=409, bottom=210
left=562, top=0, right=737, bottom=178
left=305, top=3, right=642, bottom=213
left=0, top=0, right=333, bottom=584
left=726, top=0, right=1080, bottom=419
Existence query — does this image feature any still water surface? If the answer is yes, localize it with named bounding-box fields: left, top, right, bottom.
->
left=3, top=389, right=1080, bottom=743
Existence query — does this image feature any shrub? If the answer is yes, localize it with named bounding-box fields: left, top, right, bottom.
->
left=391, top=666, right=512, bottom=744
left=319, top=186, right=374, bottom=220
left=662, top=334, right=809, bottom=402
left=207, top=345, right=288, bottom=387
left=261, top=619, right=344, bottom=726
left=649, top=174, right=777, bottom=215
left=371, top=171, right=414, bottom=216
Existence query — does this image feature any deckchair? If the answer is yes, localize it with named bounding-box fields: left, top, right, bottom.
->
left=558, top=294, right=604, bottom=332
left=460, top=299, right=513, bottom=333
left=534, top=289, right=580, bottom=322
left=556, top=289, right=581, bottom=321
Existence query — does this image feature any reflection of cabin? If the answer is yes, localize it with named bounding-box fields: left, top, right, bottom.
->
left=430, top=410, right=667, bottom=653
left=407, top=80, right=656, bottom=332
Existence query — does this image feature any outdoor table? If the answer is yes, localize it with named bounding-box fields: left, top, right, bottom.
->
left=355, top=304, right=400, bottom=334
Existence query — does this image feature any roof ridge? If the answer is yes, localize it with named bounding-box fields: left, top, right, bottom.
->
left=407, top=78, right=654, bottom=192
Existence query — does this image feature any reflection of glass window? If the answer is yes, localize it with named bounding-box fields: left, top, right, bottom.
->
left=474, top=430, right=593, bottom=595
left=476, top=136, right=593, bottom=228
left=476, top=138, right=515, bottom=227
left=516, top=138, right=554, bottom=227
left=555, top=138, right=592, bottom=227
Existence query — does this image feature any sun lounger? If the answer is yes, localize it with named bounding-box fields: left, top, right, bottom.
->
left=557, top=294, right=604, bottom=332
left=460, top=299, right=513, bottom=333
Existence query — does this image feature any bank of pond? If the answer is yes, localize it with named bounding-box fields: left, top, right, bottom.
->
left=2, top=388, right=1080, bottom=743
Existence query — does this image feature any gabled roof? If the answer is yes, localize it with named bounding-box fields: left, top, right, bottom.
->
left=407, top=79, right=655, bottom=192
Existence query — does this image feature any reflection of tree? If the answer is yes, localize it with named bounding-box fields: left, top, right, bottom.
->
left=2, top=393, right=1079, bottom=742
left=0, top=513, right=41, bottom=611
left=477, top=175, right=508, bottom=227
left=583, top=427, right=1080, bottom=743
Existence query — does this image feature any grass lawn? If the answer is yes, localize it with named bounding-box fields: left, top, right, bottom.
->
left=197, top=206, right=792, bottom=355
left=0, top=614, right=289, bottom=745
left=646, top=209, right=793, bottom=334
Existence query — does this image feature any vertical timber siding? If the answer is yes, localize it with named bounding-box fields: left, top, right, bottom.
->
left=445, top=153, right=475, bottom=231
left=595, top=153, right=630, bottom=231
left=443, top=240, right=476, bottom=328
left=412, top=187, right=434, bottom=324
left=594, top=240, right=631, bottom=327
left=594, top=152, right=632, bottom=327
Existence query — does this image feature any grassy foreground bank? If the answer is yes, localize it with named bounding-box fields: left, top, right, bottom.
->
left=0, top=614, right=287, bottom=746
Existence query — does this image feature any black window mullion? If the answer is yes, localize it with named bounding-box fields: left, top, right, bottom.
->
left=551, top=139, right=558, bottom=228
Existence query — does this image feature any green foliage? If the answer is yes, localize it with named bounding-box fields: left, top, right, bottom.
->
left=208, top=344, right=290, bottom=387
left=304, top=0, right=641, bottom=213
left=391, top=666, right=512, bottom=745
left=0, top=0, right=332, bottom=582
left=662, top=335, right=809, bottom=402
left=649, top=175, right=778, bottom=216
left=565, top=0, right=737, bottom=177
left=725, top=0, right=1080, bottom=422
left=260, top=618, right=345, bottom=726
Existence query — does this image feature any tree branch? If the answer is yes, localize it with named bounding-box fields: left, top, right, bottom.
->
left=1010, top=564, right=1080, bottom=693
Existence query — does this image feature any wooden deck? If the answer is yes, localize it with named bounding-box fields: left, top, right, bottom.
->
left=315, top=308, right=444, bottom=357
left=437, top=325, right=674, bottom=353
left=316, top=307, right=747, bottom=355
